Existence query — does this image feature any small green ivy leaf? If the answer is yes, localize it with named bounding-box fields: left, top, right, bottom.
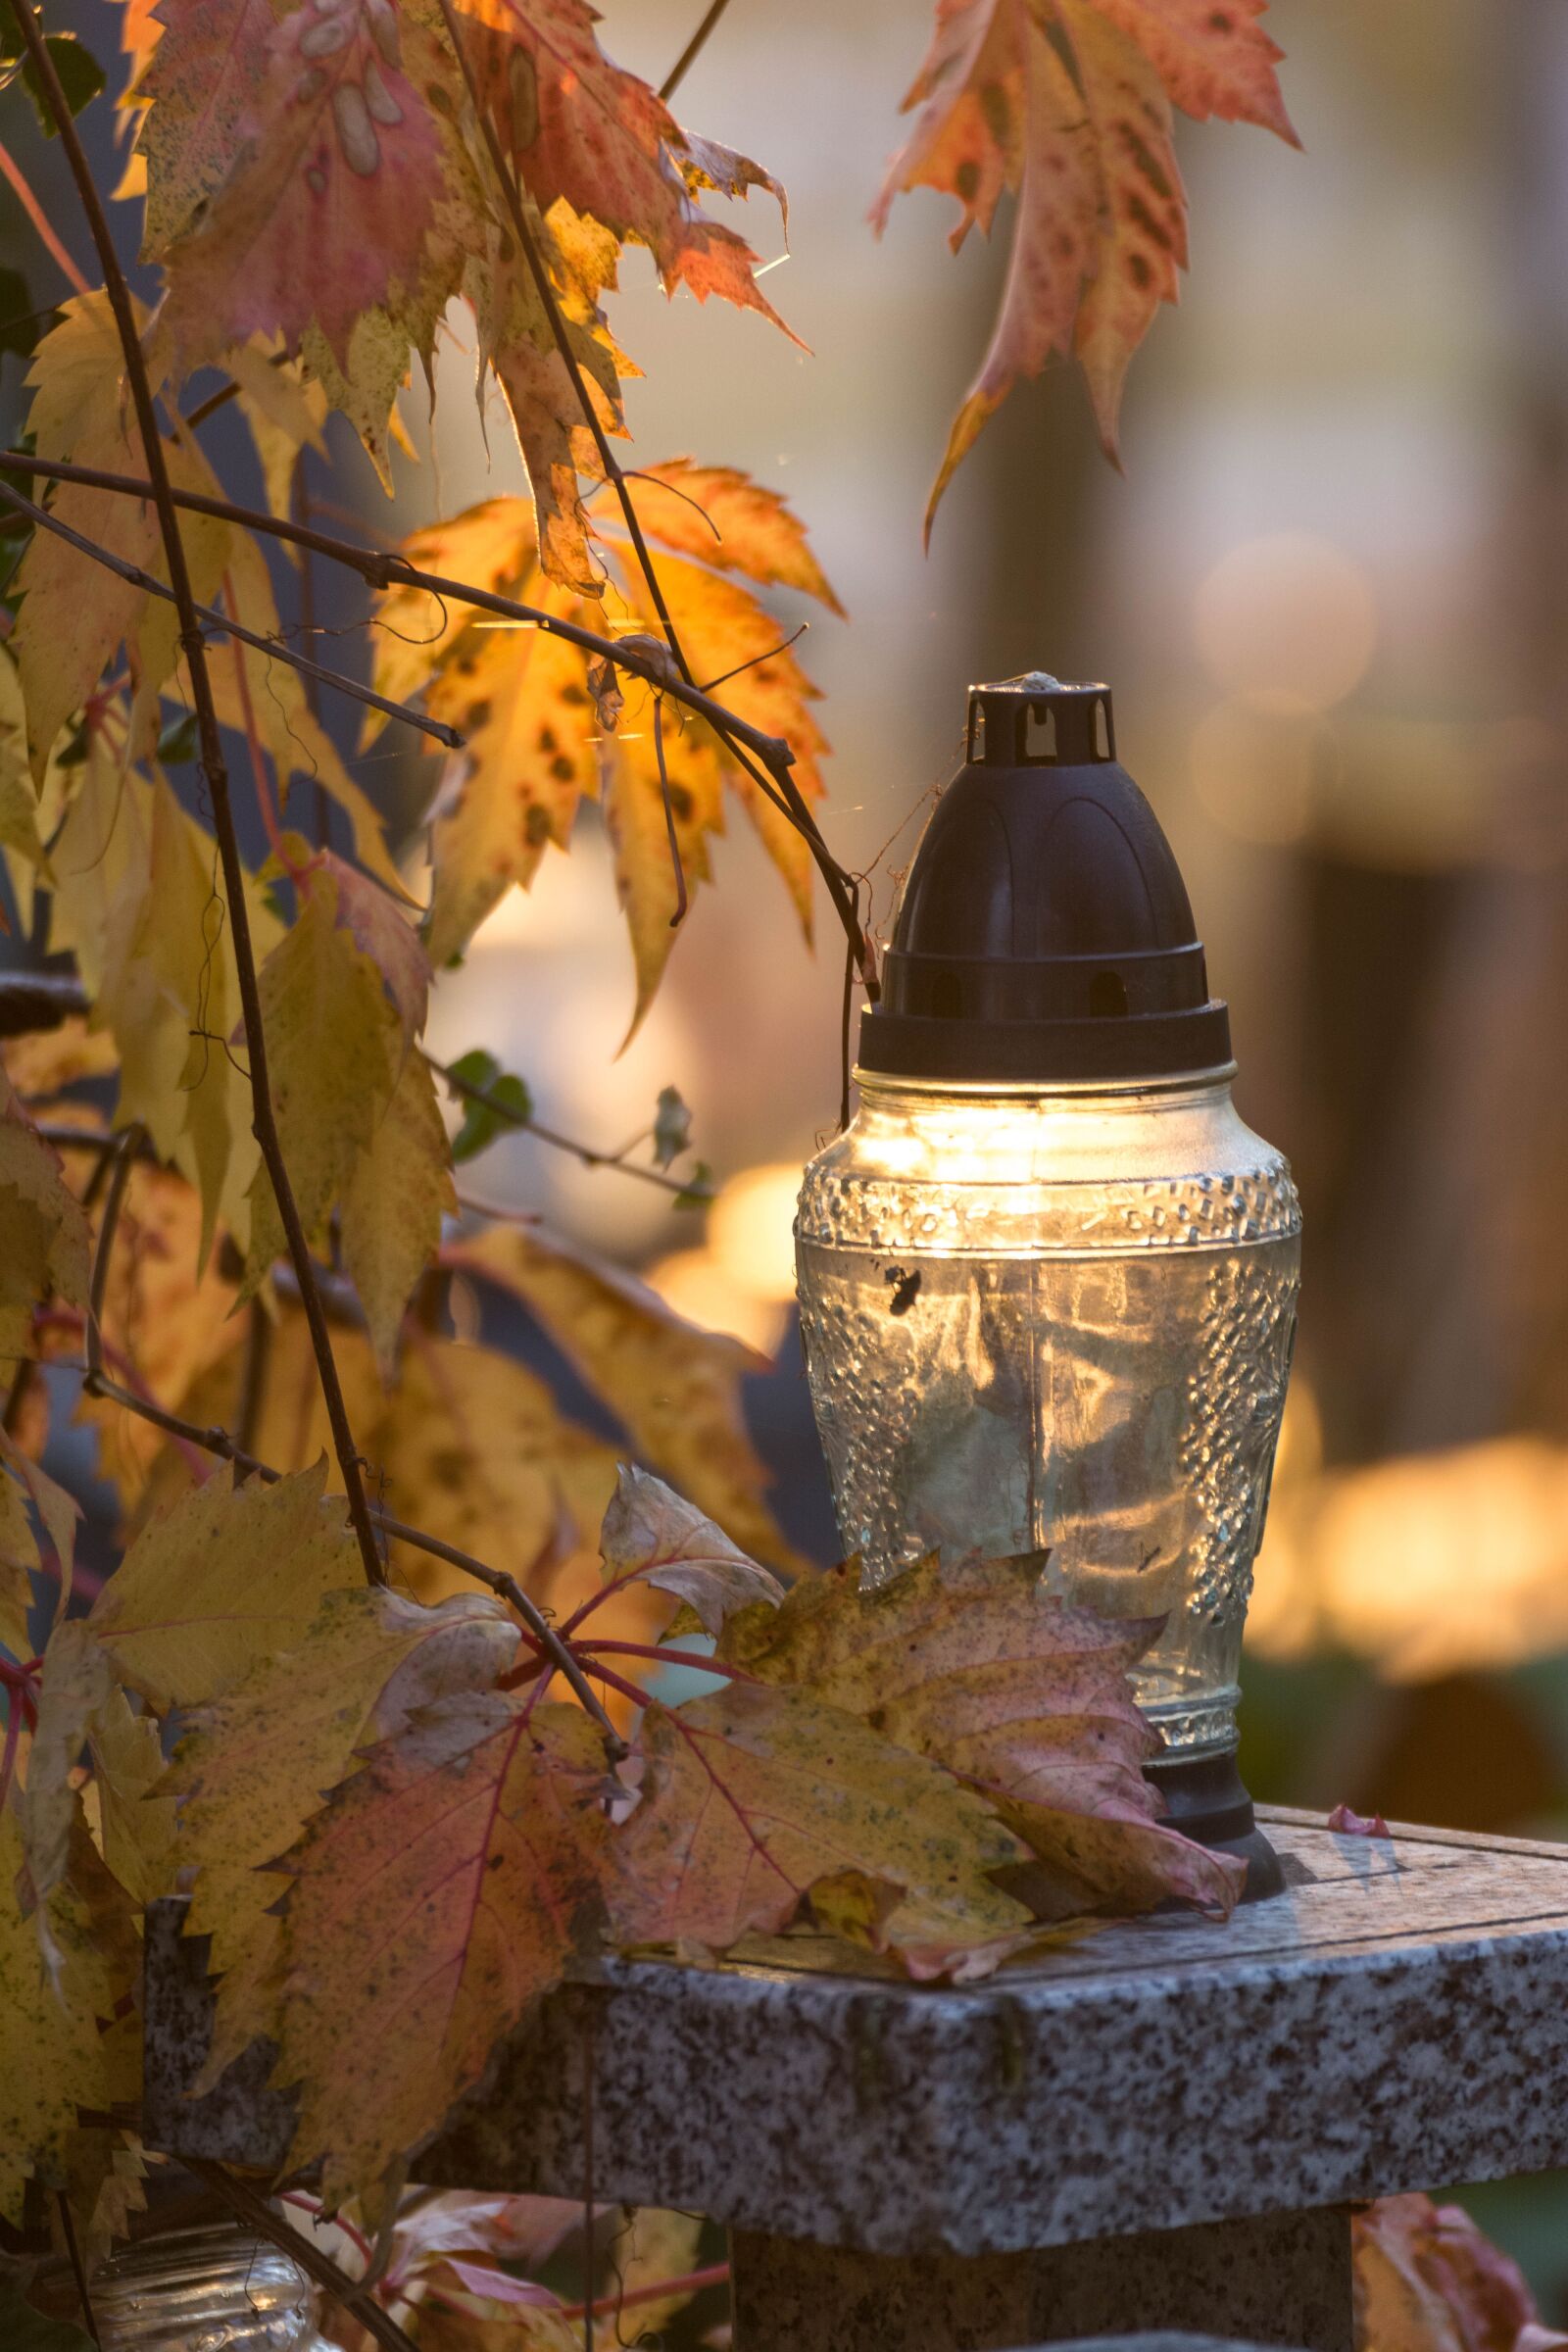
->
left=0, top=10, right=106, bottom=137
left=0, top=265, right=47, bottom=362
left=156, top=709, right=201, bottom=767
left=447, top=1048, right=532, bottom=1162
left=673, top=1158, right=713, bottom=1211
left=653, top=1083, right=692, bottom=1170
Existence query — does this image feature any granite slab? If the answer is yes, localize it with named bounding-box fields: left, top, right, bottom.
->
left=143, top=1810, right=1568, bottom=2257
left=732, top=2211, right=1350, bottom=2352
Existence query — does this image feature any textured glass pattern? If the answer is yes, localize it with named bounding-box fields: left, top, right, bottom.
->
left=93, top=2227, right=317, bottom=2352
left=797, top=1078, right=1301, bottom=1755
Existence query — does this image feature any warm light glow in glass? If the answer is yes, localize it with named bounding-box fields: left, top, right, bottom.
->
left=798, top=1077, right=1300, bottom=1756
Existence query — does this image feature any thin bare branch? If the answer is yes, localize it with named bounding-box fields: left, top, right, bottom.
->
left=79, top=1372, right=629, bottom=1763
left=56, top=2191, right=101, bottom=2347
left=235, top=1301, right=271, bottom=1458
left=85, top=1124, right=141, bottom=1383
left=0, top=475, right=461, bottom=751
left=4, top=0, right=387, bottom=1592
left=0, top=449, right=794, bottom=771
left=0, top=138, right=89, bottom=295
left=183, top=2160, right=419, bottom=2352
left=660, top=0, right=736, bottom=101
left=431, top=1051, right=711, bottom=1202
left=0, top=971, right=91, bottom=1036
left=654, top=698, right=689, bottom=929
left=292, top=454, right=333, bottom=850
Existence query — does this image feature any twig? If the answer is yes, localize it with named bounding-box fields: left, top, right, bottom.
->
left=5, top=0, right=387, bottom=1593
left=702, top=621, right=808, bottom=692
left=33, top=1122, right=153, bottom=1162
left=582, top=2001, right=597, bottom=2352
left=0, top=973, right=89, bottom=1041
left=0, top=476, right=461, bottom=751
left=293, top=454, right=332, bottom=850
left=562, top=2259, right=731, bottom=2326
left=0, top=138, right=89, bottom=295
left=654, top=698, right=689, bottom=928
left=85, top=1124, right=141, bottom=1382
left=78, top=1369, right=628, bottom=1762
left=0, top=443, right=875, bottom=993
left=431, top=1053, right=711, bottom=1202
left=0, top=450, right=794, bottom=772
left=660, top=0, right=736, bottom=100
left=56, top=2191, right=100, bottom=2348
left=235, top=1302, right=271, bottom=1458
left=182, top=2159, right=419, bottom=2352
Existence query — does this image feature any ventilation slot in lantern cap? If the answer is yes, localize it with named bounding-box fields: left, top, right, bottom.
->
left=860, top=672, right=1233, bottom=1084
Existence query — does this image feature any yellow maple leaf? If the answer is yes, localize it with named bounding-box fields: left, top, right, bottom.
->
left=454, top=1223, right=802, bottom=1574
left=242, top=871, right=404, bottom=1294
left=168, top=1584, right=518, bottom=2082
left=612, top=1684, right=1030, bottom=1967
left=0, top=1068, right=91, bottom=1365
left=719, top=1549, right=1246, bottom=1920
left=375, top=465, right=839, bottom=1024
left=0, top=1808, right=139, bottom=2228
left=85, top=1686, right=179, bottom=1910
left=0, top=1424, right=78, bottom=1661
left=342, top=1052, right=457, bottom=1378
left=9, top=296, right=233, bottom=782
left=87, top=1459, right=360, bottom=1710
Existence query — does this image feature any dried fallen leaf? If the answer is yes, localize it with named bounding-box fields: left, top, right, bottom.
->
left=599, top=1463, right=784, bottom=1638
left=1353, top=2193, right=1568, bottom=2352
left=718, top=1549, right=1245, bottom=1920
left=87, top=1460, right=359, bottom=1709
left=1328, top=1802, right=1393, bottom=1839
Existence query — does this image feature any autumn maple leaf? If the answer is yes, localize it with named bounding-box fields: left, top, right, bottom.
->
left=875, top=0, right=1298, bottom=529
left=133, top=1, right=799, bottom=591
left=373, top=461, right=840, bottom=1028
left=717, top=1548, right=1246, bottom=1919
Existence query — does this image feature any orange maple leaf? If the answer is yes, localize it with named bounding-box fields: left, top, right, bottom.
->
left=875, top=0, right=1298, bottom=530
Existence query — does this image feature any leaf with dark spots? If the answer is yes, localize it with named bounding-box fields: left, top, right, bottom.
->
left=875, top=0, right=1295, bottom=518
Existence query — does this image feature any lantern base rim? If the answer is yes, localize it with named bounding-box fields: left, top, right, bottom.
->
left=1146, top=1746, right=1287, bottom=1905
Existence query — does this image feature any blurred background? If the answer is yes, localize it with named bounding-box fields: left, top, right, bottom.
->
left=5, top=0, right=1568, bottom=2312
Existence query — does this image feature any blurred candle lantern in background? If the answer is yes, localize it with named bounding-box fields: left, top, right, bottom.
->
left=92, top=2227, right=323, bottom=2350
left=796, top=675, right=1302, bottom=1892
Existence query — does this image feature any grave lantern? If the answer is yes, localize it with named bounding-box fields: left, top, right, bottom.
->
left=90, top=2224, right=326, bottom=2349
left=795, top=674, right=1301, bottom=1893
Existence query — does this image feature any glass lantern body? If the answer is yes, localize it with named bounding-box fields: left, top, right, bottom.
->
left=796, top=1070, right=1301, bottom=1756
left=92, top=2227, right=318, bottom=2352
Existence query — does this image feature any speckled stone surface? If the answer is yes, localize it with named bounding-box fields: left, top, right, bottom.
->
left=731, top=2212, right=1349, bottom=2352
left=144, top=1812, right=1568, bottom=2257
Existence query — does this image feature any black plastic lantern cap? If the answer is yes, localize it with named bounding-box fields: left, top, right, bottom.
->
left=858, top=672, right=1234, bottom=1085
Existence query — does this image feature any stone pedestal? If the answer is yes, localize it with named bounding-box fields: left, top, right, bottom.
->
left=731, top=2210, right=1352, bottom=2352
left=144, top=1813, right=1568, bottom=2351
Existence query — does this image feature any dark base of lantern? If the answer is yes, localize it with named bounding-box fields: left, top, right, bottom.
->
left=1146, top=1746, right=1287, bottom=1904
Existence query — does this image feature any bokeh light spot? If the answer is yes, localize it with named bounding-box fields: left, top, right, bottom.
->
left=1194, top=532, right=1379, bottom=715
